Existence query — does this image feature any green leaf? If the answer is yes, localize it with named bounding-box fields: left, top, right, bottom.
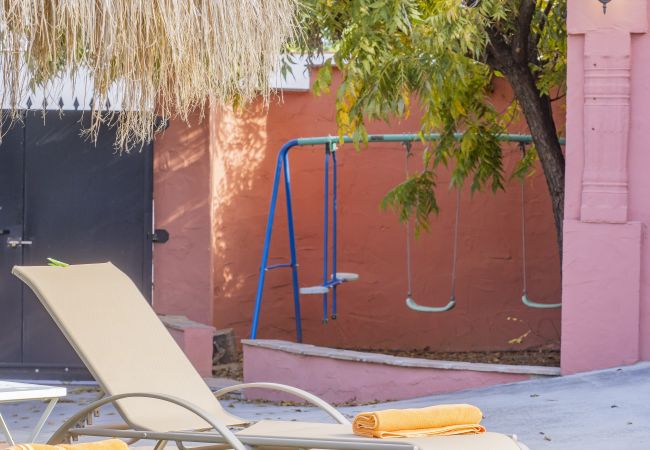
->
left=294, top=0, right=566, bottom=232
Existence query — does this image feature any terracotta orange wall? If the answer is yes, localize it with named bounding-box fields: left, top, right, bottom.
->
left=210, top=71, right=563, bottom=351
left=152, top=113, right=214, bottom=324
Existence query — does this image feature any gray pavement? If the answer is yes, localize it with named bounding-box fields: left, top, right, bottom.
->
left=1, top=362, right=649, bottom=450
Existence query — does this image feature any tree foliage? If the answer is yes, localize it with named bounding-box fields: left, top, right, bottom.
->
left=293, top=0, right=566, bottom=238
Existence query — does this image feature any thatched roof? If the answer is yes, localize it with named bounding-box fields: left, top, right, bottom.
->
left=0, top=0, right=299, bottom=148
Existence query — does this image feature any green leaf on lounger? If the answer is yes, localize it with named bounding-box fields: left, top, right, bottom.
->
left=47, top=257, right=70, bottom=267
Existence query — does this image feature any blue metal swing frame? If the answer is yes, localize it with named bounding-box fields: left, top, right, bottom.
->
left=250, top=133, right=565, bottom=343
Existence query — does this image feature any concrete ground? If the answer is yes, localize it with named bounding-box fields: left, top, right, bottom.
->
left=0, top=363, right=648, bottom=450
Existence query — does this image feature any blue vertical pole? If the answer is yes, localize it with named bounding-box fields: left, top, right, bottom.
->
left=282, top=151, right=303, bottom=342
left=251, top=140, right=298, bottom=339
left=331, top=145, right=338, bottom=319
left=322, top=145, right=330, bottom=323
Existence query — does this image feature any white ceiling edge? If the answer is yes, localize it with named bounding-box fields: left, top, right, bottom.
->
left=270, top=53, right=334, bottom=92
left=0, top=53, right=335, bottom=110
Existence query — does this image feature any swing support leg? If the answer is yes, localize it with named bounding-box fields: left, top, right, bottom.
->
left=331, top=148, right=338, bottom=320
left=322, top=146, right=330, bottom=324
left=283, top=152, right=304, bottom=338
left=250, top=140, right=303, bottom=342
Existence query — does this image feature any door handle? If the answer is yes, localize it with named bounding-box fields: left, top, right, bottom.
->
left=150, top=229, right=169, bottom=243
left=7, top=238, right=33, bottom=248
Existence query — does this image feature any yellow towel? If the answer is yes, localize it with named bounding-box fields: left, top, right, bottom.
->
left=7, top=439, right=128, bottom=450
left=353, top=404, right=486, bottom=438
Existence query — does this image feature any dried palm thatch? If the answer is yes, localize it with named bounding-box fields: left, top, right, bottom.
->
left=0, top=0, right=300, bottom=149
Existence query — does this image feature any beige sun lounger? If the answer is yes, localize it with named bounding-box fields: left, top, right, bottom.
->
left=12, top=262, right=529, bottom=450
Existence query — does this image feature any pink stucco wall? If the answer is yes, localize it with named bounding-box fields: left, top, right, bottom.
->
left=562, top=0, right=648, bottom=373
left=148, top=0, right=650, bottom=374
left=208, top=74, right=563, bottom=351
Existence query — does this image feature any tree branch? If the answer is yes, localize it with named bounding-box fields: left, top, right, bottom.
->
left=530, top=0, right=555, bottom=63
left=485, top=26, right=513, bottom=73
left=550, top=93, right=566, bottom=102
left=514, top=0, right=536, bottom=64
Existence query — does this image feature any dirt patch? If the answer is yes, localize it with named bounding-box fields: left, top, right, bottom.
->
left=339, top=347, right=560, bottom=367
left=214, top=352, right=243, bottom=380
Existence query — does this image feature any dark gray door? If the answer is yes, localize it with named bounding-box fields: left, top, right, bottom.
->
left=0, top=117, right=25, bottom=365
left=0, top=111, right=153, bottom=376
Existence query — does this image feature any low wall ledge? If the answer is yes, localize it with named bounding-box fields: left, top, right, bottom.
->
left=159, top=314, right=215, bottom=331
left=242, top=339, right=561, bottom=376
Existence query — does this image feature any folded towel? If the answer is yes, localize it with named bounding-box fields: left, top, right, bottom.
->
left=7, top=439, right=128, bottom=450
left=353, top=404, right=486, bottom=438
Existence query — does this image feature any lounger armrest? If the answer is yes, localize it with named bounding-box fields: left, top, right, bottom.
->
left=214, top=382, right=350, bottom=425
left=48, top=392, right=249, bottom=450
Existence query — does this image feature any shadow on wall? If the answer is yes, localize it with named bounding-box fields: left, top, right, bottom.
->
left=210, top=76, right=562, bottom=351
left=210, top=102, right=269, bottom=306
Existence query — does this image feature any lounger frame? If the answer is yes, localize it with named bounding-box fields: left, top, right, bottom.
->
left=49, top=383, right=529, bottom=450
left=49, top=385, right=429, bottom=450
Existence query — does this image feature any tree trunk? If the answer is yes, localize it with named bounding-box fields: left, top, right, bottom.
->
left=487, top=25, right=564, bottom=263
left=504, top=65, right=565, bottom=260
left=485, top=21, right=566, bottom=262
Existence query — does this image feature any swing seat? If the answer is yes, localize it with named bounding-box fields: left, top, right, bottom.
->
left=300, top=286, right=329, bottom=295
left=406, top=295, right=456, bottom=313
left=335, top=272, right=359, bottom=281
left=300, top=273, right=359, bottom=295
left=521, top=294, right=561, bottom=309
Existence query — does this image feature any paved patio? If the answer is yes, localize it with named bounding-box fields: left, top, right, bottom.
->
left=0, top=362, right=648, bottom=450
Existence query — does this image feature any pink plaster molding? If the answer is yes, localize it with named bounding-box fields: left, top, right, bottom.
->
left=561, top=220, right=641, bottom=374
left=580, top=30, right=631, bottom=223
left=568, top=0, right=647, bottom=34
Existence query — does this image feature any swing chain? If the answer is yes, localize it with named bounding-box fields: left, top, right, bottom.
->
left=518, top=142, right=561, bottom=309
left=519, top=142, right=529, bottom=297
left=402, top=141, right=413, bottom=298
left=402, top=141, right=457, bottom=313
left=450, top=188, right=461, bottom=300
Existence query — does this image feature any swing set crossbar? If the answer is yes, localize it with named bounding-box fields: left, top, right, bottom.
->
left=250, top=133, right=565, bottom=343
left=294, top=133, right=564, bottom=146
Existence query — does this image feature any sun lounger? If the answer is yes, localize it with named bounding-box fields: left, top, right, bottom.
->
left=12, top=262, right=529, bottom=450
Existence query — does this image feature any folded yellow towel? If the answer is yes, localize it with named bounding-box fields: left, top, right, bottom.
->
left=353, top=404, right=486, bottom=438
left=7, top=439, right=128, bottom=450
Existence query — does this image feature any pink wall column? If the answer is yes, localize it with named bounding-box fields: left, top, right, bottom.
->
left=562, top=0, right=647, bottom=374
left=153, top=114, right=215, bottom=324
